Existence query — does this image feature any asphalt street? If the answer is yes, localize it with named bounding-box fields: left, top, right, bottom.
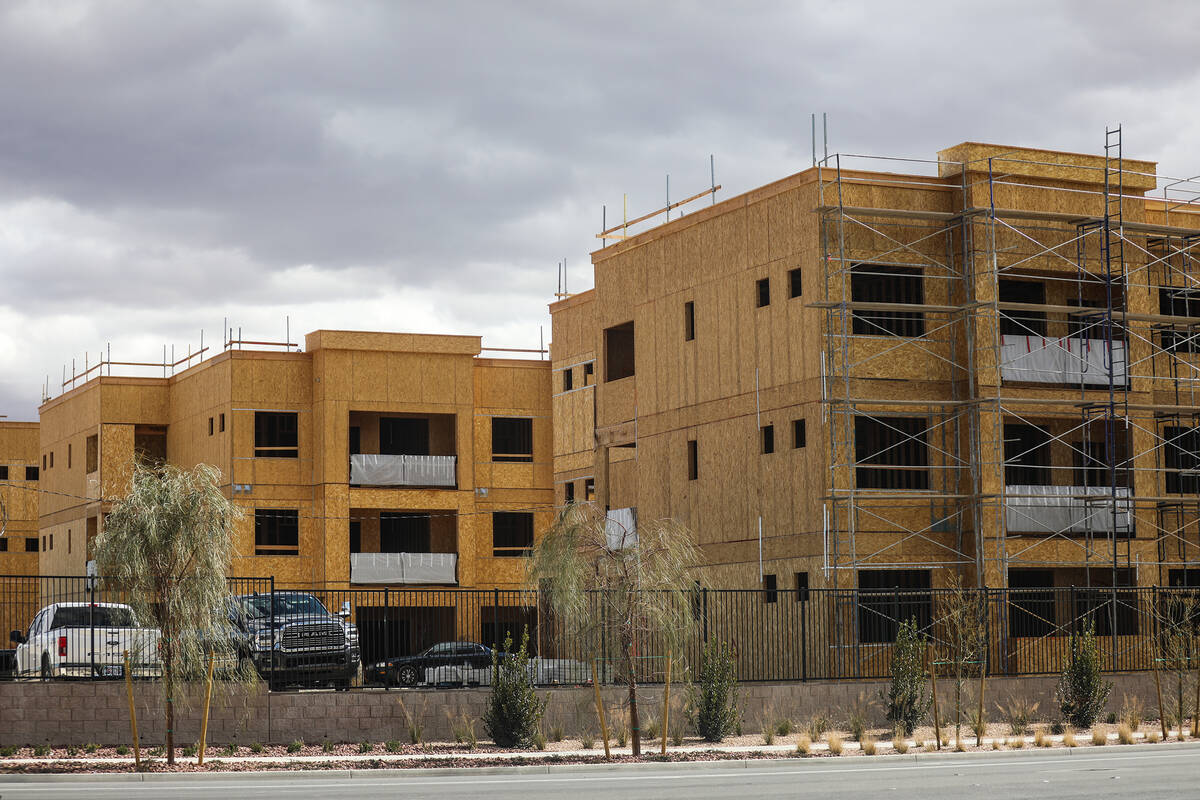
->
left=1, top=745, right=1197, bottom=800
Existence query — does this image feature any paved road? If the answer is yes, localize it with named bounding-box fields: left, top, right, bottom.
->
left=1, top=746, right=1197, bottom=799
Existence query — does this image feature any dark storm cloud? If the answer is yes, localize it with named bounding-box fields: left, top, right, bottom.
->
left=2, top=0, right=1200, bottom=418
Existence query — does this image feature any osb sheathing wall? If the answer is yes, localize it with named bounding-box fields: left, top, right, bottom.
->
left=0, top=422, right=39, bottom=577
left=32, top=331, right=552, bottom=593
left=552, top=169, right=829, bottom=588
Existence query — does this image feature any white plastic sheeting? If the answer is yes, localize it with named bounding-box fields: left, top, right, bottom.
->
left=349, top=454, right=456, bottom=487
left=605, top=507, right=638, bottom=550
left=349, top=552, right=457, bottom=584
left=1000, top=335, right=1126, bottom=386
left=1004, top=484, right=1132, bottom=534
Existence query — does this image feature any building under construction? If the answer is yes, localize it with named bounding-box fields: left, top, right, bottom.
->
left=552, top=133, right=1200, bottom=607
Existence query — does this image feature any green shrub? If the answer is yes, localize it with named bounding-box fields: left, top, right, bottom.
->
left=32, top=745, right=50, bottom=757
left=84, top=742, right=99, bottom=754
left=385, top=740, right=401, bottom=753
left=0, top=746, right=16, bottom=757
left=321, top=740, right=333, bottom=754
left=1056, top=624, right=1112, bottom=729
left=359, top=741, right=374, bottom=754
left=66, top=745, right=79, bottom=757
left=286, top=740, right=302, bottom=754
left=181, top=745, right=196, bottom=758
left=693, top=637, right=739, bottom=742
left=250, top=742, right=264, bottom=754
left=482, top=629, right=545, bottom=748
left=115, top=745, right=129, bottom=756
left=883, top=619, right=930, bottom=736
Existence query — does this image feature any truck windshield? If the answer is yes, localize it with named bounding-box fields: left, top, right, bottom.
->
left=50, top=606, right=137, bottom=629
left=239, top=594, right=329, bottom=619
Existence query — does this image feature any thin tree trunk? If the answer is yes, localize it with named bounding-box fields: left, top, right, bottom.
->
left=623, top=631, right=640, bottom=757
left=164, top=623, right=175, bottom=765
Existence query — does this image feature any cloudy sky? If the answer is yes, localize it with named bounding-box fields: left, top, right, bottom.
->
left=2, top=0, right=1199, bottom=419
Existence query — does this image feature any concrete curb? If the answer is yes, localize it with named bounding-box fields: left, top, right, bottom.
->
left=1, top=739, right=1197, bottom=783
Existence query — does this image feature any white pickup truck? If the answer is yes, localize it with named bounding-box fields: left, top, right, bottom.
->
left=8, top=602, right=162, bottom=680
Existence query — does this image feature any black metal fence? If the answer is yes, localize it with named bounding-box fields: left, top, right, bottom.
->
left=2, top=576, right=1196, bottom=688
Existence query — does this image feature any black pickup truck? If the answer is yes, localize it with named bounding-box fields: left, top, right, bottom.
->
left=230, top=592, right=360, bottom=690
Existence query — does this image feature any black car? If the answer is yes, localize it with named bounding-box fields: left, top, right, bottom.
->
left=369, top=641, right=504, bottom=687
left=230, top=591, right=360, bottom=690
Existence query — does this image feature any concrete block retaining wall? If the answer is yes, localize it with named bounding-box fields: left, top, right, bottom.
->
left=0, top=672, right=1163, bottom=747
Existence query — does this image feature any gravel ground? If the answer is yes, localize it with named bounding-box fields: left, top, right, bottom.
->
left=0, top=721, right=1191, bottom=774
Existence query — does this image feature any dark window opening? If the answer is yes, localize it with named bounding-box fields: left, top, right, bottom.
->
left=1073, top=438, right=1130, bottom=488
left=564, top=481, right=575, bottom=504
left=1169, top=569, right=1200, bottom=588
left=585, top=478, right=595, bottom=501
left=999, top=279, right=1047, bottom=336
left=854, top=416, right=929, bottom=490
left=857, top=570, right=932, bottom=644
left=793, top=418, right=806, bottom=449
left=381, top=513, right=431, bottom=553
left=1165, top=426, right=1200, bottom=494
left=349, top=521, right=361, bottom=554
left=756, top=277, right=770, bottom=308
left=254, top=509, right=299, bottom=555
left=604, top=321, right=635, bottom=381
left=219, top=413, right=226, bottom=433
left=492, top=417, right=533, bottom=462
left=255, top=412, right=298, bottom=458
left=208, top=418, right=214, bottom=436
left=684, top=301, right=695, bottom=341
left=795, top=572, right=809, bottom=601
left=583, top=362, right=595, bottom=386
left=1074, top=572, right=1139, bottom=636
left=1005, top=423, right=1051, bottom=485
left=563, top=367, right=574, bottom=392
left=85, top=435, right=97, bottom=473
left=133, top=428, right=166, bottom=464
left=789, top=268, right=803, bottom=299
left=0, top=538, right=6, bottom=552
left=67, top=529, right=71, bottom=555
left=687, top=439, right=698, bottom=481
left=0, top=466, right=6, bottom=480
left=67, top=444, right=71, bottom=469
left=25, top=537, right=38, bottom=552
left=763, top=574, right=777, bottom=603
left=25, top=466, right=38, bottom=481
left=381, top=417, right=430, bottom=456
left=1160, top=288, right=1200, bottom=353
left=761, top=424, right=775, bottom=454
left=349, top=426, right=361, bottom=455
left=851, top=264, right=925, bottom=337
left=49, top=534, right=53, bottom=550
left=493, top=512, right=534, bottom=557
left=1009, top=569, right=1056, bottom=637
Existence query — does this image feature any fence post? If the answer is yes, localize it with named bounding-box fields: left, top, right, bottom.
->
left=702, top=588, right=709, bottom=644
left=800, top=591, right=808, bottom=682
left=492, top=587, right=500, bottom=649
left=1111, top=584, right=1119, bottom=672
left=89, top=577, right=95, bottom=679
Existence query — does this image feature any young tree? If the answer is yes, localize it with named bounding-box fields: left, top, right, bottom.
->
left=884, top=619, right=930, bottom=736
left=94, top=462, right=245, bottom=765
left=528, top=503, right=699, bottom=757
left=936, top=573, right=987, bottom=743
left=1056, top=622, right=1112, bottom=729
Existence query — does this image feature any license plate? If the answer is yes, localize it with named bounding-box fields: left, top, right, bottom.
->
left=102, top=665, right=123, bottom=678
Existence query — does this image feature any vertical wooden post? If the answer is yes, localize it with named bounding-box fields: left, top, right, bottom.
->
left=660, top=655, right=672, bottom=755
left=196, top=651, right=216, bottom=765
left=928, top=646, right=942, bottom=750
left=123, top=650, right=141, bottom=770
left=592, top=660, right=611, bottom=760
left=1152, top=633, right=1169, bottom=739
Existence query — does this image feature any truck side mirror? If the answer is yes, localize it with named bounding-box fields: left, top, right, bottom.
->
left=9, top=630, right=25, bottom=645
left=339, top=600, right=350, bottom=619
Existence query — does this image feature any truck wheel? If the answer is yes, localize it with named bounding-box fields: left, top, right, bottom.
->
left=40, top=654, right=52, bottom=682
left=396, top=665, right=418, bottom=686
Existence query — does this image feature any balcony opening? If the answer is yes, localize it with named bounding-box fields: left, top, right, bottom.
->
left=850, top=264, right=924, bottom=337
left=1159, top=287, right=1200, bottom=352
left=1165, top=425, right=1200, bottom=494
left=854, top=415, right=929, bottom=490
left=254, top=509, right=299, bottom=556
left=85, top=434, right=98, bottom=473
left=1004, top=418, right=1132, bottom=535
left=349, top=509, right=457, bottom=584
left=349, top=412, right=456, bottom=487
left=604, top=321, right=635, bottom=381
left=1004, top=424, right=1051, bottom=485
left=999, top=279, right=1047, bottom=336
